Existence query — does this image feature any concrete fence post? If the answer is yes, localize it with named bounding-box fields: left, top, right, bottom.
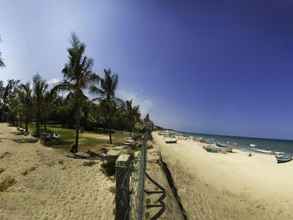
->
left=115, top=154, right=131, bottom=220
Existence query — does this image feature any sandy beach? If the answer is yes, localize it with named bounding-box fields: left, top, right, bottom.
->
left=152, top=132, right=293, bottom=220
left=0, top=123, right=114, bottom=220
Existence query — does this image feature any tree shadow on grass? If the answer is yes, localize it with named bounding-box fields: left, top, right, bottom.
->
left=13, top=138, right=39, bottom=144
left=41, top=139, right=73, bottom=149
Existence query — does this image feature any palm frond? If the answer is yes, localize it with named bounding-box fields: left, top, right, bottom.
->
left=89, top=85, right=104, bottom=95
left=52, top=81, right=73, bottom=93
left=0, top=56, right=4, bottom=67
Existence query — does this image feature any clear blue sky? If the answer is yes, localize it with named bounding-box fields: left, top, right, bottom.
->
left=1, top=0, right=293, bottom=139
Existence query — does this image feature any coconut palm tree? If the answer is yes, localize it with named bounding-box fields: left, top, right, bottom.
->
left=0, top=37, right=5, bottom=67
left=0, top=53, right=4, bottom=67
left=143, top=113, right=154, bottom=132
left=33, top=74, right=48, bottom=137
left=42, top=88, right=57, bottom=131
left=90, top=68, right=119, bottom=144
left=2, top=80, right=20, bottom=123
left=55, top=33, right=98, bottom=153
left=18, top=83, right=33, bottom=132
left=125, top=100, right=141, bottom=132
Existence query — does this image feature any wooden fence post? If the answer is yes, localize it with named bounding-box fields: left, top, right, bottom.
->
left=115, top=154, right=131, bottom=220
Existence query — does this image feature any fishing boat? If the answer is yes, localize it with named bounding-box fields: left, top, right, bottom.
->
left=216, top=142, right=233, bottom=153
left=216, top=143, right=230, bottom=148
left=253, top=148, right=273, bottom=155
left=275, top=153, right=292, bottom=164
left=165, top=136, right=177, bottom=144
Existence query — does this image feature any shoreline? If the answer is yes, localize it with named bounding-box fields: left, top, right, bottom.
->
left=152, top=131, right=293, bottom=220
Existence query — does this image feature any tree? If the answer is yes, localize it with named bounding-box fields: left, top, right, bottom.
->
left=1, top=80, right=20, bottom=123
left=0, top=37, right=5, bottom=67
left=42, top=87, right=57, bottom=131
left=0, top=81, right=5, bottom=121
left=55, top=33, right=98, bottom=153
left=18, top=83, right=33, bottom=132
left=125, top=100, right=141, bottom=132
left=143, top=113, right=154, bottom=132
left=33, top=74, right=48, bottom=137
left=0, top=53, right=4, bottom=67
left=90, top=68, right=119, bottom=144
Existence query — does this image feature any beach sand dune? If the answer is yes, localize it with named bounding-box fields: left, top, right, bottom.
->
left=0, top=123, right=114, bottom=220
left=153, top=132, right=293, bottom=220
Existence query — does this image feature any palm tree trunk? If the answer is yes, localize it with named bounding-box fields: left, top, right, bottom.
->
left=106, top=101, right=113, bottom=144
left=36, top=104, right=41, bottom=137
left=44, top=114, right=47, bottom=131
left=108, top=128, right=112, bottom=144
left=25, top=114, right=28, bottom=132
left=71, top=104, right=80, bottom=153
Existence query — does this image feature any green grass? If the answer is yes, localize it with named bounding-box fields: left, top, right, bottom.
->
left=28, top=123, right=130, bottom=152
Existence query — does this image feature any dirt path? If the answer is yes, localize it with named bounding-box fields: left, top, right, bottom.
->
left=0, top=123, right=114, bottom=220
left=145, top=146, right=185, bottom=220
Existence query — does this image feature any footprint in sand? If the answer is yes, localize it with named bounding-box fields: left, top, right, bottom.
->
left=0, top=152, right=12, bottom=159
left=0, top=176, right=17, bottom=192
left=21, top=166, right=37, bottom=176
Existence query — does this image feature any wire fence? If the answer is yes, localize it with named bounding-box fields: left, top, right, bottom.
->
left=129, top=132, right=149, bottom=220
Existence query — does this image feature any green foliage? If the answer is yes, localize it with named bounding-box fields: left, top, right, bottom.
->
left=101, top=160, right=116, bottom=176
left=0, top=33, right=155, bottom=152
left=18, top=82, right=33, bottom=131
left=55, top=33, right=98, bottom=152
left=33, top=74, right=49, bottom=136
left=0, top=37, right=4, bottom=67
left=0, top=54, right=4, bottom=67
left=90, top=69, right=121, bottom=144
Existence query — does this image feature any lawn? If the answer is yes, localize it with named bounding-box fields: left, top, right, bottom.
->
left=29, top=124, right=130, bottom=152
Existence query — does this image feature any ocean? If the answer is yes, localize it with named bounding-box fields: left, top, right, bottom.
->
left=182, top=132, right=293, bottom=154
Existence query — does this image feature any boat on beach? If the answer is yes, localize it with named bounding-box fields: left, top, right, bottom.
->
left=252, top=148, right=273, bottom=155
left=275, top=153, right=292, bottom=163
left=165, top=136, right=177, bottom=144
left=216, top=142, right=230, bottom=148
left=216, top=142, right=233, bottom=153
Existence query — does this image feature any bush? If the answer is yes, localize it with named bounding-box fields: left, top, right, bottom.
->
left=101, top=161, right=116, bottom=176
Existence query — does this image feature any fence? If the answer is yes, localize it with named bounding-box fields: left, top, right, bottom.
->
left=115, top=131, right=150, bottom=220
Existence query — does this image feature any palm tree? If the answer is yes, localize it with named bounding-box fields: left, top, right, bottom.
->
left=90, top=69, right=119, bottom=144
left=55, top=33, right=98, bottom=153
left=0, top=52, right=5, bottom=67
left=143, top=113, right=154, bottom=132
left=18, top=83, right=33, bottom=132
left=42, top=87, right=57, bottom=131
left=125, top=100, right=141, bottom=132
left=2, top=80, right=20, bottom=124
left=0, top=37, right=5, bottom=67
left=0, top=53, right=4, bottom=67
left=33, top=74, right=48, bottom=137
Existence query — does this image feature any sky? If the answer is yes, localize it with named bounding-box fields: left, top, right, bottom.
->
left=1, top=0, right=293, bottom=139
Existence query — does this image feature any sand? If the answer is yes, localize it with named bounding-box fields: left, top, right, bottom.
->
left=0, top=123, right=114, bottom=220
left=152, top=132, right=293, bottom=220
left=145, top=146, right=186, bottom=220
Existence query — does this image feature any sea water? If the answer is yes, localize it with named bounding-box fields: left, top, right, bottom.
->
left=182, top=132, right=293, bottom=154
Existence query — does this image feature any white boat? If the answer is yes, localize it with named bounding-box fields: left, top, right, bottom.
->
left=249, top=144, right=256, bottom=147
left=165, top=137, right=177, bottom=144
left=252, top=148, right=272, bottom=155
left=275, top=153, right=292, bottom=163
